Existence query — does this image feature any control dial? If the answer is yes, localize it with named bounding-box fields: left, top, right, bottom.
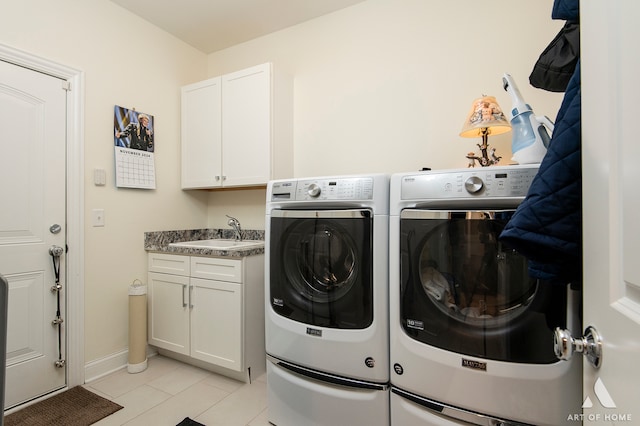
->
left=307, top=183, right=321, bottom=197
left=465, top=176, right=484, bottom=194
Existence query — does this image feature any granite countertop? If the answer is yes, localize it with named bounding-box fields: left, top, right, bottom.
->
left=144, top=228, right=265, bottom=258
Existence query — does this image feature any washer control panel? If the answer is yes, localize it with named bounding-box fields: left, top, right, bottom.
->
left=270, top=177, right=375, bottom=201
left=401, top=166, right=539, bottom=200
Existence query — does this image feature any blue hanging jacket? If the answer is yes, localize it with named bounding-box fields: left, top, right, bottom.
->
left=553, top=0, right=579, bottom=22
left=499, top=0, right=581, bottom=286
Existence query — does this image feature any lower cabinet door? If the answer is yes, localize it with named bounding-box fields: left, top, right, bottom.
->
left=148, top=271, right=190, bottom=355
left=190, top=277, right=243, bottom=370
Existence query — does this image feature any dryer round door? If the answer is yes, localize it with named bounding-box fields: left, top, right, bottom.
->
left=285, top=222, right=358, bottom=303
left=270, top=209, right=373, bottom=329
left=399, top=209, right=567, bottom=364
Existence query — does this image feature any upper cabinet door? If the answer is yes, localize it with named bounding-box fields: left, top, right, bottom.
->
left=222, top=63, right=271, bottom=187
left=180, top=63, right=292, bottom=190
left=181, top=77, right=223, bottom=189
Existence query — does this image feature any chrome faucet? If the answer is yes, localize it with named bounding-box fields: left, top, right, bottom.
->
left=226, top=215, right=242, bottom=241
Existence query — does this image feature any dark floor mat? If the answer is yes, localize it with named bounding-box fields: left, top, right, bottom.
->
left=177, top=417, right=206, bottom=426
left=4, top=386, right=123, bottom=426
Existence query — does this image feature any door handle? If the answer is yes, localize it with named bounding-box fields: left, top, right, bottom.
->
left=49, top=245, right=64, bottom=257
left=554, top=326, right=603, bottom=368
left=49, top=245, right=63, bottom=292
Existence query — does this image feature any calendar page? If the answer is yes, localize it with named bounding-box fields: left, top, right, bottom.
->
left=114, top=147, right=156, bottom=189
left=113, top=105, right=156, bottom=189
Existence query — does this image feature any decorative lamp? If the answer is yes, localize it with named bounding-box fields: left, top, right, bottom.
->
left=460, top=95, right=511, bottom=167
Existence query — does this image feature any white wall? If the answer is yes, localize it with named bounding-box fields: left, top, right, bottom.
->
left=205, top=0, right=565, bottom=229
left=0, top=0, right=566, bottom=373
left=1, top=1, right=208, bottom=364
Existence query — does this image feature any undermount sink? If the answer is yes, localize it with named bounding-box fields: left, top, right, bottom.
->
left=169, top=239, right=264, bottom=250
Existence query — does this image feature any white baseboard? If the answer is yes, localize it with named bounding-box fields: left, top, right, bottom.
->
left=84, top=347, right=157, bottom=383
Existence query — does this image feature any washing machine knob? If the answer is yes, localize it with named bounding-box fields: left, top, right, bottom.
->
left=307, top=183, right=321, bottom=197
left=464, top=176, right=484, bottom=194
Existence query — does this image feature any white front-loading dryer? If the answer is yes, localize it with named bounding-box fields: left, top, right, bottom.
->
left=265, top=174, right=390, bottom=426
left=389, top=166, right=582, bottom=426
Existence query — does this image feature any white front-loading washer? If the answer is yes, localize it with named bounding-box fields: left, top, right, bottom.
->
left=389, top=166, right=582, bottom=426
left=266, top=174, right=390, bottom=426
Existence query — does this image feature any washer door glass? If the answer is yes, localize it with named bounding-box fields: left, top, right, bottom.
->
left=399, top=210, right=567, bottom=364
left=417, top=212, right=533, bottom=326
left=287, top=223, right=358, bottom=303
left=270, top=209, right=373, bottom=329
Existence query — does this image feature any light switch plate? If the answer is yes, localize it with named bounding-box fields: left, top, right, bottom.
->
left=94, top=169, right=106, bottom=186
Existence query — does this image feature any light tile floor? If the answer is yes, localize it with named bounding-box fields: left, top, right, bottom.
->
left=86, top=355, right=270, bottom=426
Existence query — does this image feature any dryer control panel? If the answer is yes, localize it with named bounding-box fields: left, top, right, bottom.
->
left=401, top=165, right=539, bottom=200
left=270, top=177, right=375, bottom=201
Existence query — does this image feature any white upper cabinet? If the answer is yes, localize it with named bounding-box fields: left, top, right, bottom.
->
left=181, top=77, right=222, bottom=188
left=181, top=63, right=293, bottom=189
left=221, top=64, right=270, bottom=187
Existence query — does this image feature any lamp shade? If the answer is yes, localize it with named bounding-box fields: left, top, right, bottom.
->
left=460, top=95, right=511, bottom=138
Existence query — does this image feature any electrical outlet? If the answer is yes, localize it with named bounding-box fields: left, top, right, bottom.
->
left=92, top=209, right=105, bottom=227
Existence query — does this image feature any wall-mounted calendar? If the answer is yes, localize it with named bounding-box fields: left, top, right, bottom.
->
left=113, top=105, right=156, bottom=189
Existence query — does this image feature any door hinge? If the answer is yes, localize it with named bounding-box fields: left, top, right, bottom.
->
left=62, top=80, right=71, bottom=91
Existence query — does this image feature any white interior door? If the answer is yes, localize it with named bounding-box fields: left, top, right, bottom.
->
left=580, top=1, right=640, bottom=423
left=0, top=59, right=67, bottom=408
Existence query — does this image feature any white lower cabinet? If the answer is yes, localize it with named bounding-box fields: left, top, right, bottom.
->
left=190, top=277, right=241, bottom=369
left=147, top=252, right=265, bottom=382
left=147, top=270, right=190, bottom=355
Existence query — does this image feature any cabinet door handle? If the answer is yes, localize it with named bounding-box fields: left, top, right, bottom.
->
left=182, top=284, right=187, bottom=307
left=189, top=285, right=194, bottom=308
